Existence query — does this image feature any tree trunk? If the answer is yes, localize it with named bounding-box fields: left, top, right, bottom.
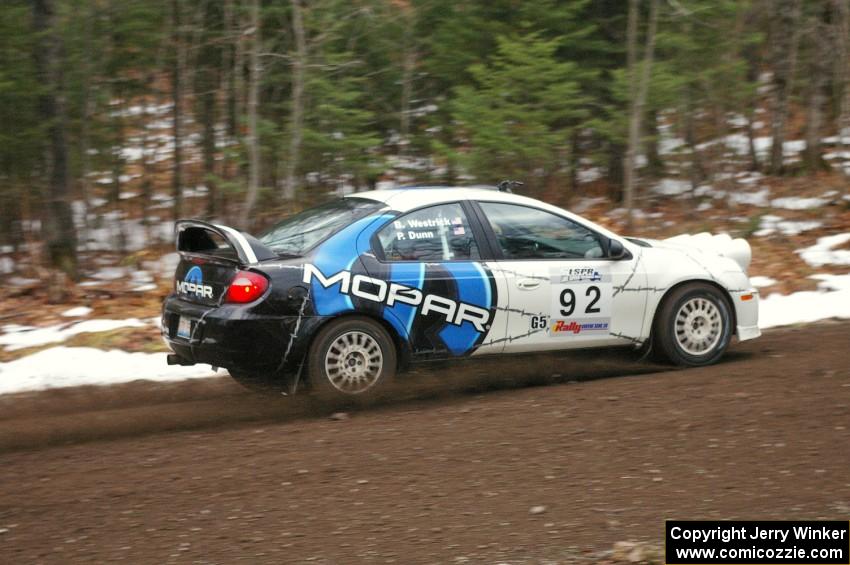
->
left=199, top=1, right=220, bottom=217
left=32, top=0, right=77, bottom=281
left=624, top=0, right=660, bottom=229
left=171, top=0, right=184, bottom=222
left=645, top=108, right=664, bottom=178
left=399, top=7, right=416, bottom=155
left=768, top=0, right=802, bottom=175
left=282, top=0, right=307, bottom=201
left=834, top=0, right=850, bottom=192
left=241, top=0, right=261, bottom=225
left=803, top=8, right=828, bottom=172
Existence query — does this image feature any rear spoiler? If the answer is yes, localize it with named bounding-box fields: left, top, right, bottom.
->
left=175, top=219, right=278, bottom=265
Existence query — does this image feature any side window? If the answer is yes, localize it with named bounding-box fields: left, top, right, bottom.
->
left=479, top=202, right=604, bottom=260
left=377, top=203, right=480, bottom=262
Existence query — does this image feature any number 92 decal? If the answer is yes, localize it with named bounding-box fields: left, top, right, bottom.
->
left=548, top=267, right=613, bottom=337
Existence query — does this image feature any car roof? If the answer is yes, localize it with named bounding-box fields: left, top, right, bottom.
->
left=347, top=186, right=622, bottom=242
left=348, top=186, right=551, bottom=213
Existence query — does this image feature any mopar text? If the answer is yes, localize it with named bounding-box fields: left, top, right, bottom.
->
left=303, top=264, right=491, bottom=332
left=176, top=280, right=213, bottom=299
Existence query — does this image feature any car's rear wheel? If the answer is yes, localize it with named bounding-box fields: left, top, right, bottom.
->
left=655, top=282, right=733, bottom=366
left=308, top=316, right=396, bottom=400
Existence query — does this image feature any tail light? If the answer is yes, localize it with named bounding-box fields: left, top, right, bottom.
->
left=225, top=270, right=269, bottom=304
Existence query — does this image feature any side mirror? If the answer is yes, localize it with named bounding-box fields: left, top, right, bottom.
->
left=608, top=238, right=627, bottom=260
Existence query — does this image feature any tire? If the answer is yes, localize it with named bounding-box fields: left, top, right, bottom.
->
left=307, top=316, right=397, bottom=401
left=654, top=282, right=733, bottom=367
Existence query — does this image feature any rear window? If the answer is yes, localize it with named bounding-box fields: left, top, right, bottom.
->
left=258, top=197, right=382, bottom=256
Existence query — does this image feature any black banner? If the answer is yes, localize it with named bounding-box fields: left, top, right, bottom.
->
left=666, top=521, right=850, bottom=564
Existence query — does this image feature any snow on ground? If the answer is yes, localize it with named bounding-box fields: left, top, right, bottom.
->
left=0, top=270, right=848, bottom=394
left=577, top=167, right=603, bottom=184
left=0, top=319, right=148, bottom=351
left=755, top=215, right=822, bottom=237
left=770, top=196, right=829, bottom=210
left=653, top=178, right=691, bottom=196
left=749, top=276, right=777, bottom=288
left=61, top=306, right=93, bottom=317
left=797, top=233, right=850, bottom=267
left=0, top=347, right=215, bottom=395
left=729, top=188, right=770, bottom=207
left=759, top=273, right=850, bottom=329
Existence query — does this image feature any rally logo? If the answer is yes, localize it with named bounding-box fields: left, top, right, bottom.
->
left=551, top=319, right=609, bottom=335
left=557, top=267, right=604, bottom=283
left=303, top=264, right=491, bottom=332
left=176, top=266, right=214, bottom=299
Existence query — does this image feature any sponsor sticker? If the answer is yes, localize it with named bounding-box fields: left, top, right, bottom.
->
left=549, top=318, right=610, bottom=336
left=548, top=266, right=612, bottom=337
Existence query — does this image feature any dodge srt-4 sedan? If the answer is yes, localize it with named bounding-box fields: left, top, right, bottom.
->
left=162, top=185, right=760, bottom=398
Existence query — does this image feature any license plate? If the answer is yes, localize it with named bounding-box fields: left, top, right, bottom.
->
left=176, top=317, right=192, bottom=339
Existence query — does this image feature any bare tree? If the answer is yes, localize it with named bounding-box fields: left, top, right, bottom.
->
left=768, top=0, right=802, bottom=175
left=399, top=5, right=416, bottom=156
left=282, top=0, right=307, bottom=201
left=835, top=0, right=850, bottom=193
left=32, top=0, right=77, bottom=281
left=803, top=4, right=829, bottom=172
left=241, top=0, right=262, bottom=225
left=623, top=0, right=660, bottom=229
left=171, top=0, right=184, bottom=221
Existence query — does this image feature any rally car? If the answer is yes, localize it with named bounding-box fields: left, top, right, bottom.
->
left=161, top=184, right=760, bottom=398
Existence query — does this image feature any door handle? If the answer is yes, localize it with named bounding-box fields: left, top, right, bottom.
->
left=517, top=278, right=541, bottom=290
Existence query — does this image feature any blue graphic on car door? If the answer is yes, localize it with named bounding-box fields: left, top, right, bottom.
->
left=309, top=214, right=394, bottom=316
left=437, top=262, right=492, bottom=355
left=306, top=212, right=498, bottom=358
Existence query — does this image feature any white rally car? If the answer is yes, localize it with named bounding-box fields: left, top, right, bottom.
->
left=163, top=184, right=760, bottom=398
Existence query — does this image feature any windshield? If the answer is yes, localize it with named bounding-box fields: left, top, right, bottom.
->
left=258, top=197, right=382, bottom=255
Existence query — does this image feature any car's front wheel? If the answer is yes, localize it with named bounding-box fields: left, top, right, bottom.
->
left=655, top=282, right=733, bottom=366
left=308, top=316, right=397, bottom=400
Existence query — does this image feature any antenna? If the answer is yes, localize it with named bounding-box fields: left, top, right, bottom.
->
left=497, top=180, right=524, bottom=193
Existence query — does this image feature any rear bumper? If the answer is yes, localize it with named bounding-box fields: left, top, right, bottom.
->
left=730, top=288, right=761, bottom=341
left=161, top=294, right=299, bottom=372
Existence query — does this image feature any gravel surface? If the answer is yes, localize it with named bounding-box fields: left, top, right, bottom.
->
left=1, top=322, right=848, bottom=563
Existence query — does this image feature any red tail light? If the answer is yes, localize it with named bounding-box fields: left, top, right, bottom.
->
left=225, top=271, right=269, bottom=303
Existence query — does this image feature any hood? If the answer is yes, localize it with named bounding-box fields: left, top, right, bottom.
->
left=647, top=232, right=751, bottom=273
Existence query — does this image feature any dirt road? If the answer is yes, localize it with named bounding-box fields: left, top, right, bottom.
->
left=1, top=322, right=849, bottom=564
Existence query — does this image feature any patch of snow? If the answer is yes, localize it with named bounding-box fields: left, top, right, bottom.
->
left=374, top=180, right=397, bottom=190
left=8, top=277, right=37, bottom=287
left=729, top=188, right=770, bottom=207
left=759, top=273, right=850, bottom=328
left=91, top=267, right=127, bottom=281
left=755, top=214, right=822, bottom=237
left=736, top=171, right=763, bottom=185
left=721, top=135, right=803, bottom=158
left=0, top=257, right=13, bottom=274
left=658, top=136, right=685, bottom=156
left=727, top=113, right=749, bottom=128
left=653, top=178, right=691, bottom=196
left=0, top=347, right=215, bottom=395
left=572, top=197, right=606, bottom=214
left=132, top=283, right=158, bottom=292
left=749, top=276, right=776, bottom=288
left=770, top=196, right=828, bottom=210
left=577, top=167, right=602, bottom=184
left=0, top=319, right=148, bottom=351
left=61, top=306, right=93, bottom=318
left=797, top=233, right=850, bottom=267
